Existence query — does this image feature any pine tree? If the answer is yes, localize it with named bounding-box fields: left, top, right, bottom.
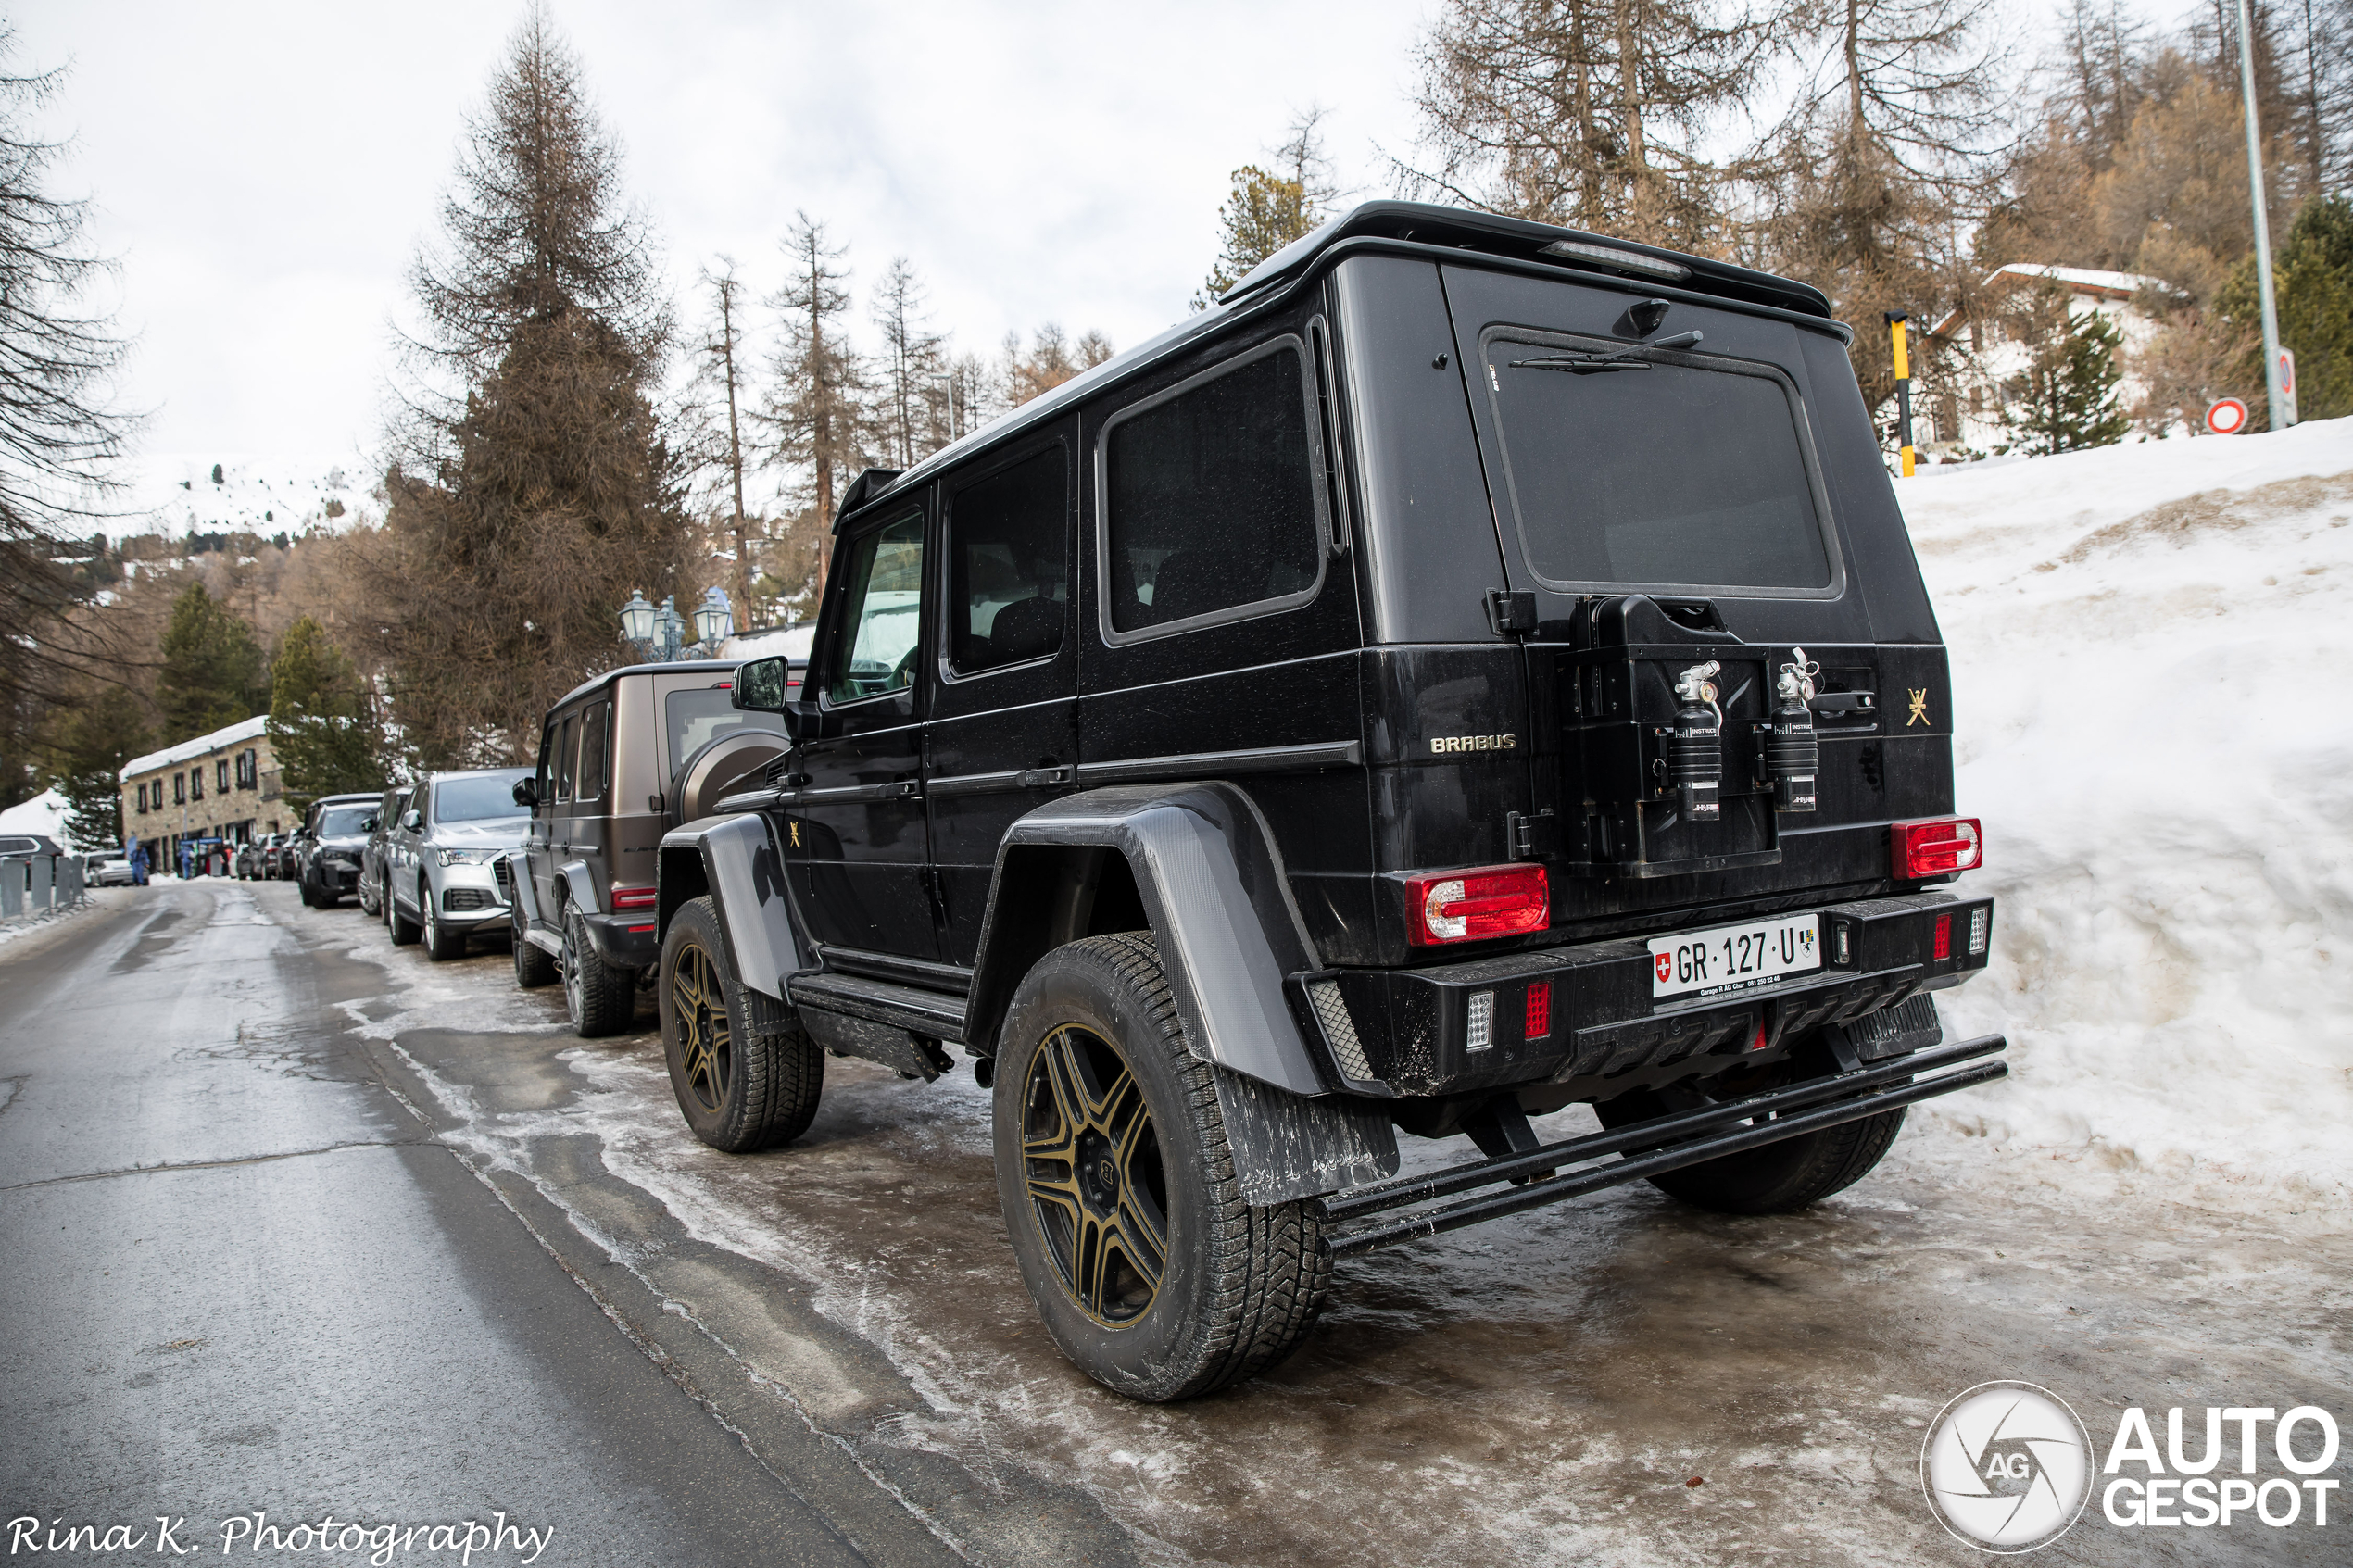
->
left=1000, top=326, right=1113, bottom=408
left=0, top=31, right=136, bottom=811
left=157, top=582, right=267, bottom=743
left=266, top=616, right=383, bottom=811
left=34, top=692, right=145, bottom=849
left=2216, top=194, right=2353, bottom=420
left=1407, top=0, right=1765, bottom=248
left=2007, top=302, right=2130, bottom=453
left=371, top=6, right=685, bottom=768
left=694, top=262, right=756, bottom=620
left=870, top=257, right=947, bottom=467
left=763, top=212, right=869, bottom=530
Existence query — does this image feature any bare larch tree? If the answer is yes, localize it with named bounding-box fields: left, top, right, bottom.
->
left=371, top=4, right=685, bottom=768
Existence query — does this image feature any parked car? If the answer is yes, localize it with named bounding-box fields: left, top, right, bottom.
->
left=383, top=769, right=534, bottom=960
left=508, top=662, right=788, bottom=1034
left=357, top=786, right=410, bottom=917
left=84, top=851, right=137, bottom=887
left=296, top=795, right=381, bottom=908
left=250, top=833, right=290, bottom=879
left=651, top=201, right=2007, bottom=1402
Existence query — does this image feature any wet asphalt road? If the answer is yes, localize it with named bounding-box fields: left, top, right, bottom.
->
left=4, top=881, right=2348, bottom=1566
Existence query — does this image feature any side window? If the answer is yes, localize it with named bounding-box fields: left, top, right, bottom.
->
left=826, top=511, right=925, bottom=703
left=576, top=702, right=610, bottom=805
left=553, top=714, right=577, bottom=802
left=948, top=446, right=1067, bottom=675
left=1100, top=339, right=1325, bottom=639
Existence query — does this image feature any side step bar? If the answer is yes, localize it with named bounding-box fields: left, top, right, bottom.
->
left=1321, top=1034, right=2008, bottom=1260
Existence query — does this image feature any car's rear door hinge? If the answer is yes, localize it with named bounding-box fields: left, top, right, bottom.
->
left=1486, top=589, right=1538, bottom=637
left=1507, top=809, right=1558, bottom=859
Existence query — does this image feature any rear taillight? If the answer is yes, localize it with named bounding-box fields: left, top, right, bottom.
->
left=1890, top=817, right=1982, bottom=880
left=610, top=884, right=657, bottom=910
left=1524, top=982, right=1552, bottom=1040
left=1404, top=864, right=1550, bottom=946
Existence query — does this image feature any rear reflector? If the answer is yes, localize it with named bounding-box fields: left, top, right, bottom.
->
left=610, top=884, right=658, bottom=910
left=1890, top=817, right=1982, bottom=879
left=1932, top=914, right=1952, bottom=960
left=1524, top=982, right=1552, bottom=1041
left=1466, top=991, right=1494, bottom=1051
left=1405, top=864, right=1550, bottom=946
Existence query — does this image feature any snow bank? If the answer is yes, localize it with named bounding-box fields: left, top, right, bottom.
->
left=1898, top=419, right=2353, bottom=1212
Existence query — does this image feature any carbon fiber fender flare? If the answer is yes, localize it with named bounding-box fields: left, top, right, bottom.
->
left=656, top=813, right=807, bottom=1000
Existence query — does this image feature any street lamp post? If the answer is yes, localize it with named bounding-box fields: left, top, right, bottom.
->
left=621, top=586, right=735, bottom=663
left=2235, top=0, right=2294, bottom=430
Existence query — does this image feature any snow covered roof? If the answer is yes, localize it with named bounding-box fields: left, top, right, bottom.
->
left=120, top=713, right=269, bottom=781
left=722, top=623, right=814, bottom=662
left=1927, top=263, right=2172, bottom=337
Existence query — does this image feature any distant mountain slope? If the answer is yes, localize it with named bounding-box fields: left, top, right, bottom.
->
left=120, top=452, right=380, bottom=540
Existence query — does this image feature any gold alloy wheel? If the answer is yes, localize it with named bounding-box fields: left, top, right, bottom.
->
left=1022, top=1025, right=1169, bottom=1327
left=670, top=940, right=733, bottom=1112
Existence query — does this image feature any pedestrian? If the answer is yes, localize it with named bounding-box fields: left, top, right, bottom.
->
left=131, top=844, right=148, bottom=885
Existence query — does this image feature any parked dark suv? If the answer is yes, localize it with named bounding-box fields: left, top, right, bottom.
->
left=654, top=201, right=2007, bottom=1402
left=508, top=662, right=787, bottom=1035
left=296, top=794, right=380, bottom=908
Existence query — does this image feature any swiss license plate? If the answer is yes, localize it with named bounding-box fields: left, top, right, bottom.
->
left=1650, top=913, right=1821, bottom=999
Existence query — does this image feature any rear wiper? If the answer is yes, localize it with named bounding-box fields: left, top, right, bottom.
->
left=1508, top=330, right=1704, bottom=373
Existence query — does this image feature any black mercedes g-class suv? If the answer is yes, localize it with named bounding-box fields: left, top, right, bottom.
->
left=653, top=202, right=2007, bottom=1403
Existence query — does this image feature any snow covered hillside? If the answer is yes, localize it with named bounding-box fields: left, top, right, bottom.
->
left=121, top=452, right=378, bottom=539
left=1898, top=418, right=2353, bottom=1213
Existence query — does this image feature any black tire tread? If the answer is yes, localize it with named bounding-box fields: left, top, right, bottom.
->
left=1038, top=933, right=1328, bottom=1401
left=567, top=906, right=635, bottom=1036
left=512, top=908, right=558, bottom=988
left=1647, top=1105, right=1906, bottom=1215
left=661, top=897, right=823, bottom=1150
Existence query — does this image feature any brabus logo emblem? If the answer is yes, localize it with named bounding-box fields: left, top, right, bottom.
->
left=789, top=821, right=801, bottom=848
left=1906, top=689, right=1930, bottom=727
left=1430, top=734, right=1519, bottom=755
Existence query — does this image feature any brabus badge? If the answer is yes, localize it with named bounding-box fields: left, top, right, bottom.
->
left=1430, top=734, right=1519, bottom=755
left=1906, top=689, right=1930, bottom=727
left=789, top=821, right=801, bottom=847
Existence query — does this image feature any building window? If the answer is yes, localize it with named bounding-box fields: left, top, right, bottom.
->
left=235, top=749, right=258, bottom=790
left=175, top=771, right=188, bottom=805
left=216, top=759, right=230, bottom=794
left=136, top=782, right=147, bottom=812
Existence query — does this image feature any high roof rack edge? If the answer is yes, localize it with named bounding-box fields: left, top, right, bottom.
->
left=1220, top=201, right=1831, bottom=320
left=834, top=200, right=1837, bottom=531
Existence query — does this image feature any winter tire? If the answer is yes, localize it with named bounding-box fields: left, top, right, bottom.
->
left=512, top=903, right=557, bottom=988
left=1596, top=1069, right=1905, bottom=1215
left=562, top=905, right=634, bottom=1036
left=658, top=896, right=823, bottom=1151
left=994, top=932, right=1328, bottom=1403
left=422, top=906, right=463, bottom=962
left=386, top=881, right=421, bottom=947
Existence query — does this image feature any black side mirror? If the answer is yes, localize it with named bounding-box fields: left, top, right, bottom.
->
left=362, top=816, right=378, bottom=833
left=731, top=657, right=793, bottom=712
left=512, top=777, right=539, bottom=809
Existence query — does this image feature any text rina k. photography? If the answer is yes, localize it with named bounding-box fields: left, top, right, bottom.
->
left=5, top=1512, right=554, bottom=1563
left=1922, top=1382, right=2343, bottom=1552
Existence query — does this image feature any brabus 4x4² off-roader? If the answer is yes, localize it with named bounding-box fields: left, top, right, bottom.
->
left=653, top=202, right=2009, bottom=1401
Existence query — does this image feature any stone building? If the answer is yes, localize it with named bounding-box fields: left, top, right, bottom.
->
left=119, top=714, right=285, bottom=870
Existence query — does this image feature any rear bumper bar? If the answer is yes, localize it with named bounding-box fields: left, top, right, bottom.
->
left=1320, top=1032, right=2007, bottom=1258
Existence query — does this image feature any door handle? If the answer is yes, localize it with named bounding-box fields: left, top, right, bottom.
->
left=1018, top=766, right=1072, bottom=789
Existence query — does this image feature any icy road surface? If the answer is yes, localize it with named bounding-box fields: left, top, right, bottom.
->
left=262, top=877, right=2338, bottom=1568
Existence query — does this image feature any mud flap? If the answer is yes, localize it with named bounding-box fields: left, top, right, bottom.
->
left=1210, top=1063, right=1399, bottom=1205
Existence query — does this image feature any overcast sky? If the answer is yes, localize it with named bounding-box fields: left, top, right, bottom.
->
left=10, top=0, right=1437, bottom=472
left=13, top=0, right=2194, bottom=482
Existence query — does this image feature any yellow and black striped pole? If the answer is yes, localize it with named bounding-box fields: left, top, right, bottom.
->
left=1884, top=310, right=1915, bottom=477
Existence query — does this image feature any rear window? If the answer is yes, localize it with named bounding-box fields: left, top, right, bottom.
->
left=317, top=807, right=372, bottom=836
left=1100, top=339, right=1325, bottom=638
left=1484, top=333, right=1833, bottom=592
left=665, top=687, right=773, bottom=769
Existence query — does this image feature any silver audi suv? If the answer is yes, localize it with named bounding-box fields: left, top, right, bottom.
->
left=383, top=768, right=534, bottom=961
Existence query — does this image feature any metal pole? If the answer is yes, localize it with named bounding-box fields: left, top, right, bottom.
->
left=2236, top=0, right=2291, bottom=429
left=1884, top=312, right=1915, bottom=476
